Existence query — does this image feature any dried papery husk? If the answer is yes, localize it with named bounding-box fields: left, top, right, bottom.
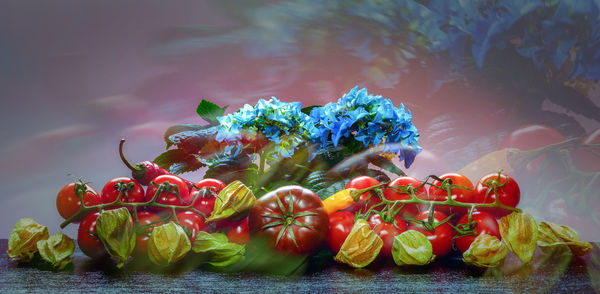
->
left=36, top=233, right=75, bottom=270
left=392, top=230, right=435, bottom=266
left=334, top=219, right=382, bottom=268
left=96, top=207, right=136, bottom=268
left=499, top=212, right=538, bottom=264
left=463, top=234, right=507, bottom=268
left=537, top=221, right=592, bottom=256
left=206, top=181, right=255, bottom=222
left=147, top=222, right=191, bottom=266
left=7, top=218, right=49, bottom=262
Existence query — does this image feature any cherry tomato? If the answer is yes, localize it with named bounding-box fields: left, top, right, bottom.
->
left=499, top=124, right=565, bottom=174
left=473, top=173, right=520, bottom=218
left=100, top=177, right=145, bottom=206
left=426, top=173, right=474, bottom=218
left=345, top=176, right=381, bottom=213
left=56, top=181, right=101, bottom=222
left=145, top=175, right=191, bottom=214
left=573, top=128, right=600, bottom=173
left=454, top=210, right=500, bottom=253
left=408, top=210, right=454, bottom=258
left=383, top=176, right=425, bottom=219
left=191, top=178, right=226, bottom=218
left=134, top=211, right=164, bottom=256
left=77, top=211, right=105, bottom=258
left=226, top=217, right=250, bottom=245
left=326, top=211, right=355, bottom=254
left=367, top=213, right=407, bottom=258
left=176, top=211, right=206, bottom=242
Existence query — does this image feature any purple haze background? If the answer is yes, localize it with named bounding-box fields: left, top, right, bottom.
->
left=1, top=1, right=599, bottom=240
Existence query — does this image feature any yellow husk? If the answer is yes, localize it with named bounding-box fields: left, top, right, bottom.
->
left=463, top=234, right=507, bottom=268
left=499, top=212, right=538, bottom=264
left=537, top=221, right=592, bottom=256
left=334, top=219, right=382, bottom=268
left=392, top=230, right=435, bottom=266
left=147, top=222, right=191, bottom=266
left=7, top=218, right=49, bottom=262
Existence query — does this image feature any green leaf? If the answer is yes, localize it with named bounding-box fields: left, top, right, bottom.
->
left=192, top=232, right=229, bottom=252
left=153, top=149, right=190, bottom=170
left=196, top=99, right=228, bottom=125
left=301, top=105, right=319, bottom=115
left=192, top=231, right=245, bottom=268
left=163, top=124, right=207, bottom=148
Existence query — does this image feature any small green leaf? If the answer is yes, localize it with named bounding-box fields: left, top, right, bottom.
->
left=192, top=231, right=245, bottom=268
left=153, top=149, right=190, bottom=170
left=196, top=99, right=228, bottom=125
left=301, top=105, right=319, bottom=115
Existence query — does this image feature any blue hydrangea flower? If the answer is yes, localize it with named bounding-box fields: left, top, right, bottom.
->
left=309, top=86, right=422, bottom=168
left=216, top=97, right=316, bottom=158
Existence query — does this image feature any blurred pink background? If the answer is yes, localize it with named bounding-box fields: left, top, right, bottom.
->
left=1, top=1, right=599, bottom=240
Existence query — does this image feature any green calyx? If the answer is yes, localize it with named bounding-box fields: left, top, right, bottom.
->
left=260, top=192, right=316, bottom=248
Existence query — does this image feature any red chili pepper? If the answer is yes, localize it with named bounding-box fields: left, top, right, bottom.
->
left=119, top=139, right=194, bottom=189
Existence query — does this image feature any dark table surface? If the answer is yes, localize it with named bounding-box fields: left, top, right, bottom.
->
left=1, top=239, right=599, bottom=293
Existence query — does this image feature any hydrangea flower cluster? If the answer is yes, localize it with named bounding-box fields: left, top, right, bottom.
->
left=309, top=86, right=421, bottom=168
left=215, top=97, right=316, bottom=158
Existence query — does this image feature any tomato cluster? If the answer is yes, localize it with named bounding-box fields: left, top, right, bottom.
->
left=327, top=171, right=520, bottom=260
left=57, top=175, right=250, bottom=259
left=57, top=167, right=521, bottom=265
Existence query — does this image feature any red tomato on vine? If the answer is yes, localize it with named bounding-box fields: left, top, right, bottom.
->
left=345, top=176, right=382, bottom=213
left=426, top=173, right=474, bottom=218
left=454, top=210, right=500, bottom=253
left=367, top=213, right=407, bottom=258
left=77, top=211, right=105, bottom=258
left=383, top=176, right=425, bottom=219
left=473, top=172, right=520, bottom=218
left=56, top=181, right=101, bottom=222
left=326, top=211, right=355, bottom=254
left=407, top=210, right=454, bottom=258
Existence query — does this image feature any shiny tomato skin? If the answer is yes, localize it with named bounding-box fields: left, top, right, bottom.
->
left=100, top=177, right=145, bottom=205
left=408, top=211, right=454, bottom=258
left=134, top=211, right=164, bottom=256
left=249, top=185, right=329, bottom=255
left=145, top=175, right=191, bottom=214
left=326, top=211, right=355, bottom=254
left=77, top=211, right=105, bottom=258
left=57, top=182, right=102, bottom=222
left=226, top=217, right=250, bottom=245
left=473, top=173, right=520, bottom=218
left=367, top=214, right=407, bottom=258
left=176, top=211, right=206, bottom=242
left=345, top=176, right=381, bottom=213
left=191, top=178, right=225, bottom=218
left=383, top=176, right=426, bottom=219
left=426, top=173, right=474, bottom=217
left=454, top=211, right=501, bottom=253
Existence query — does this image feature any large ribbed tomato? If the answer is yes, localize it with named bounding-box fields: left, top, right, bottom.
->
left=249, top=185, right=329, bottom=255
